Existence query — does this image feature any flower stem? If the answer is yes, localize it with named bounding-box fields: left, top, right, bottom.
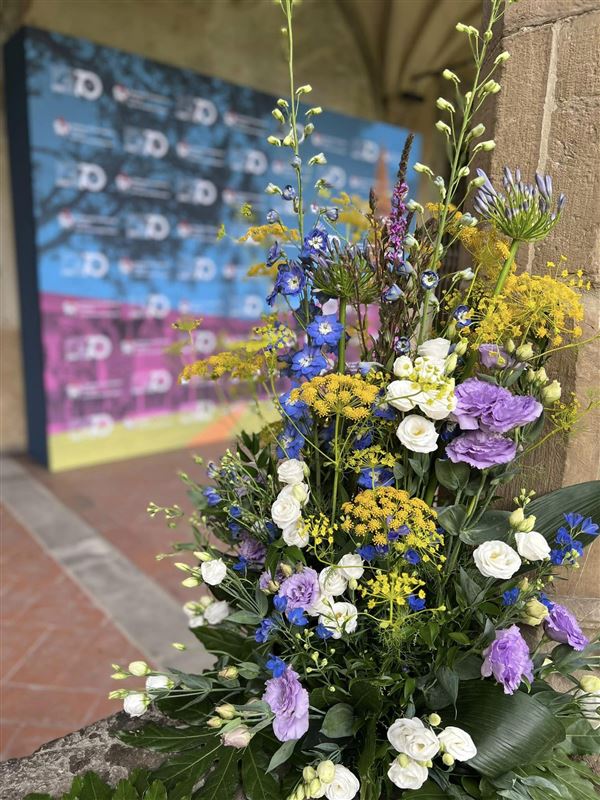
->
left=492, top=238, right=519, bottom=298
left=337, top=299, right=347, bottom=374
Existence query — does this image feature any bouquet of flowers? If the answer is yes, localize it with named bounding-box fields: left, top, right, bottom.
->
left=112, top=1, right=600, bottom=798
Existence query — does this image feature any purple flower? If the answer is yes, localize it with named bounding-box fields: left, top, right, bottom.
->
left=278, top=568, right=320, bottom=612
left=263, top=666, right=310, bottom=741
left=421, top=270, right=439, bottom=290
left=453, top=305, right=472, bottom=329
left=481, top=394, right=543, bottom=434
left=544, top=604, right=589, bottom=651
left=453, top=379, right=504, bottom=431
left=446, top=430, right=517, bottom=469
left=306, top=315, right=344, bottom=347
left=239, top=534, right=266, bottom=567
left=481, top=625, right=534, bottom=695
left=452, top=378, right=542, bottom=434
left=479, top=344, right=514, bottom=370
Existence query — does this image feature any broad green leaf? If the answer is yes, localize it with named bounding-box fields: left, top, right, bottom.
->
left=226, top=611, right=263, bottom=625
left=168, top=670, right=212, bottom=692
left=461, top=511, right=511, bottom=545
left=321, top=703, right=354, bottom=738
left=437, top=505, right=468, bottom=536
left=191, top=627, right=253, bottom=661
left=153, top=737, right=222, bottom=786
left=237, top=662, right=261, bottom=680
left=562, top=717, right=600, bottom=755
left=113, top=779, right=139, bottom=800
left=242, top=744, right=279, bottom=800
left=435, top=460, right=471, bottom=492
left=266, top=739, right=296, bottom=773
left=407, top=781, right=451, bottom=798
left=118, top=722, right=213, bottom=753
left=78, top=773, right=112, bottom=800
left=454, top=681, right=565, bottom=777
left=23, top=795, right=53, bottom=800
left=436, top=666, right=459, bottom=706
left=527, top=481, right=600, bottom=548
left=143, top=782, right=167, bottom=800
left=195, top=747, right=242, bottom=800
left=350, top=679, right=382, bottom=714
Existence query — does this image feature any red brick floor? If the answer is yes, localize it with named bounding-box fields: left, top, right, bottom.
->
left=0, top=505, right=146, bottom=760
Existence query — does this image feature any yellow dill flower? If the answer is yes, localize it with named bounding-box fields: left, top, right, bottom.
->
left=291, top=374, right=379, bottom=421
left=238, top=222, right=299, bottom=244
left=347, top=446, right=397, bottom=472
left=358, top=568, right=424, bottom=612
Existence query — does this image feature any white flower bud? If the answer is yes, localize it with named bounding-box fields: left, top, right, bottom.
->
left=468, top=176, right=487, bottom=191
left=494, top=51, right=511, bottom=65
left=435, top=120, right=451, bottom=136
left=542, top=380, right=562, bottom=404
left=457, top=166, right=470, bottom=178
left=516, top=343, right=534, bottom=361
left=308, top=152, right=327, bottom=166
left=414, top=162, right=434, bottom=176
left=267, top=136, right=282, bottom=146
left=128, top=661, right=150, bottom=677
left=306, top=106, right=323, bottom=116
left=474, top=140, right=496, bottom=153
left=482, top=80, right=501, bottom=94
left=470, top=123, right=486, bottom=138
left=272, top=108, right=285, bottom=123
left=277, top=98, right=289, bottom=109
left=265, top=182, right=282, bottom=195
left=442, top=68, right=460, bottom=83
left=304, top=122, right=314, bottom=136
left=454, top=339, right=468, bottom=356
left=296, top=84, right=312, bottom=94
left=406, top=200, right=424, bottom=214
left=436, top=97, right=455, bottom=113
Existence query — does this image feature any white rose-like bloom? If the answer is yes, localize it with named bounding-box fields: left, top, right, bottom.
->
left=386, top=379, right=421, bottom=412
left=418, top=392, right=457, bottom=421
left=123, top=692, right=148, bottom=717
left=282, top=521, right=309, bottom=548
left=271, top=494, right=302, bottom=529
left=473, top=540, right=521, bottom=579
left=387, top=757, right=429, bottom=790
left=324, top=764, right=360, bottom=800
left=387, top=717, right=425, bottom=752
left=417, top=337, right=451, bottom=365
left=277, top=458, right=306, bottom=485
left=146, top=674, right=171, bottom=692
left=393, top=355, right=413, bottom=378
left=318, top=602, right=358, bottom=639
left=338, top=553, right=364, bottom=580
left=387, top=716, right=439, bottom=760
left=319, top=567, right=348, bottom=597
left=188, top=615, right=205, bottom=629
left=279, top=482, right=310, bottom=506
left=576, top=689, right=600, bottom=730
left=437, top=726, right=477, bottom=761
left=201, top=558, right=227, bottom=586
left=515, top=531, right=551, bottom=561
left=203, top=599, right=230, bottom=625
left=396, top=415, right=439, bottom=453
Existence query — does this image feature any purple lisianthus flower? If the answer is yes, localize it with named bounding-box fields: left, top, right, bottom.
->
left=239, top=534, right=266, bottom=567
left=479, top=344, right=514, bottom=370
left=453, top=379, right=504, bottom=431
left=481, top=625, right=534, bottom=695
left=263, top=666, right=310, bottom=742
left=453, top=378, right=542, bottom=434
left=278, top=568, right=320, bottom=613
left=306, top=314, right=344, bottom=347
left=481, top=393, right=543, bottom=434
left=544, top=603, right=589, bottom=651
left=446, top=430, right=517, bottom=469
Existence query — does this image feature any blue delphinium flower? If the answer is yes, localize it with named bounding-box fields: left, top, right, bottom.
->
left=357, top=545, right=377, bottom=561
left=266, top=209, right=280, bottom=224
left=276, top=424, right=305, bottom=460
left=267, top=264, right=306, bottom=308
left=408, top=595, right=426, bottom=612
left=538, top=592, right=555, bottom=610
left=266, top=654, right=286, bottom=678
left=287, top=607, right=308, bottom=627
left=273, top=595, right=288, bottom=613
left=357, top=467, right=394, bottom=489
left=388, top=524, right=410, bottom=542
left=203, top=487, right=221, bottom=507
left=301, top=227, right=328, bottom=261
left=290, top=346, right=327, bottom=380
left=453, top=305, right=472, bottom=328
left=353, top=429, right=374, bottom=451
left=281, top=184, right=296, bottom=201
left=232, top=557, right=248, bottom=572
left=564, top=512, right=584, bottom=528
left=421, top=270, right=439, bottom=290
left=503, top=588, right=520, bottom=606
left=306, top=314, right=344, bottom=347
left=382, top=283, right=404, bottom=303
left=581, top=517, right=599, bottom=536
left=404, top=549, right=420, bottom=565
left=278, top=389, right=308, bottom=422
left=266, top=242, right=283, bottom=267
left=316, top=623, right=334, bottom=640
left=229, top=505, right=242, bottom=518
left=255, top=618, right=275, bottom=643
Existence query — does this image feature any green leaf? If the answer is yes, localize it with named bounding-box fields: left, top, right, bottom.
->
left=227, top=611, right=263, bottom=625
left=153, top=737, right=223, bottom=786
left=143, top=782, right=167, bottom=800
left=113, top=779, right=139, bottom=800
left=192, top=627, right=253, bottom=660
left=78, top=773, right=112, bottom=800
left=407, top=781, right=451, bottom=798
left=266, top=739, right=296, bottom=773
left=454, top=681, right=565, bottom=777
left=118, top=723, right=213, bottom=753
left=350, top=679, right=382, bottom=714
left=24, top=795, right=53, bottom=800
left=321, top=703, right=354, bottom=738
left=437, top=505, right=467, bottom=536
left=242, top=743, right=279, bottom=800
left=195, top=747, right=242, bottom=800
left=435, top=460, right=471, bottom=492
left=436, top=666, right=459, bottom=706
left=527, top=481, right=600, bottom=548
left=237, top=661, right=261, bottom=680
left=461, top=511, right=510, bottom=545
left=562, top=717, right=600, bottom=755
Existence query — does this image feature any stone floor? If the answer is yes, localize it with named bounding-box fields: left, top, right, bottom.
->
left=1, top=445, right=224, bottom=761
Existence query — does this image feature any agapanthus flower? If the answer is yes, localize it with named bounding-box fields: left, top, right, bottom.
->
left=421, top=270, right=440, bottom=290
left=446, top=430, right=517, bottom=469
left=474, top=167, right=565, bottom=242
left=544, top=603, right=589, bottom=651
left=481, top=625, right=534, bottom=694
left=290, top=346, right=327, bottom=380
left=263, top=666, right=309, bottom=742
left=306, top=314, right=344, bottom=346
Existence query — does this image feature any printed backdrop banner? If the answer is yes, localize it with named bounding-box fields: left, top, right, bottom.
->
left=4, top=27, right=421, bottom=471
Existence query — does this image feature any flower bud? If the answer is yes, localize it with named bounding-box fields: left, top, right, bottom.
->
left=265, top=183, right=282, bottom=195
left=303, top=767, right=317, bottom=782
left=277, top=98, right=289, bottom=109
left=469, top=123, right=486, bottom=138
left=534, top=367, right=549, bottom=385
left=454, top=339, right=468, bottom=356
left=295, top=786, right=305, bottom=800
left=306, top=106, right=322, bottom=116
left=457, top=166, right=470, bottom=179
left=308, top=778, right=322, bottom=798
left=182, top=576, right=200, bottom=588
left=218, top=666, right=239, bottom=680
left=111, top=671, right=128, bottom=680
left=518, top=577, right=530, bottom=591
left=317, top=760, right=336, bottom=784
left=458, top=267, right=475, bottom=281
left=267, top=136, right=282, bottom=147
left=175, top=562, right=192, bottom=572
left=518, top=515, right=537, bottom=533
left=304, top=123, right=314, bottom=136
left=505, top=338, right=516, bottom=354
left=414, top=162, right=434, bottom=176
left=475, top=140, right=496, bottom=153
left=108, top=689, right=128, bottom=699
left=207, top=716, right=223, bottom=728
left=348, top=578, right=358, bottom=591
left=442, top=753, right=455, bottom=766
left=308, top=153, right=327, bottom=166
left=435, top=120, right=451, bottom=136
left=428, top=713, right=442, bottom=726
left=444, top=353, right=458, bottom=374
left=516, top=343, right=534, bottom=360
left=580, top=675, right=600, bottom=693
left=222, top=725, right=252, bottom=748
left=296, top=84, right=312, bottom=94
left=280, top=563, right=294, bottom=578
left=509, top=508, right=525, bottom=528
left=436, top=98, right=455, bottom=113
left=468, top=175, right=487, bottom=190
left=282, top=134, right=294, bottom=147
left=442, top=68, right=460, bottom=83
left=195, top=551, right=212, bottom=562
left=216, top=703, right=237, bottom=720
left=407, top=200, right=424, bottom=214
left=482, top=80, right=501, bottom=94
left=128, top=661, right=150, bottom=677
left=272, top=108, right=285, bottom=123
left=494, top=51, right=511, bottom=65
left=542, top=380, right=562, bottom=404
left=521, top=598, right=549, bottom=627
left=456, top=22, right=478, bottom=35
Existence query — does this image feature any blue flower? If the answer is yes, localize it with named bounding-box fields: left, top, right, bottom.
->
left=282, top=185, right=296, bottom=201
left=382, top=283, right=404, bottom=303
left=375, top=544, right=390, bottom=556
left=408, top=595, right=426, bottom=612
left=301, top=227, right=328, bottom=261
left=290, top=346, right=327, bottom=380
left=421, top=270, right=439, bottom=290
left=357, top=467, right=394, bottom=489
left=286, top=607, right=308, bottom=627
left=502, top=588, right=520, bottom=606
left=265, top=521, right=278, bottom=541
left=203, top=487, right=222, bottom=507
left=228, top=521, right=242, bottom=536
left=266, top=209, right=280, bottom=224
left=394, top=336, right=411, bottom=355
left=581, top=517, right=599, bottom=536
left=276, top=424, right=305, bottom=460
left=453, top=305, right=472, bottom=328
left=564, top=512, right=584, bottom=528
left=388, top=524, right=410, bottom=542
left=206, top=461, right=218, bottom=479
left=315, top=623, right=334, bottom=640
left=353, top=429, right=374, bottom=451
left=357, top=545, right=377, bottom=561
left=255, top=618, right=275, bottom=643
left=404, top=549, right=420, bottom=565
left=325, top=207, right=339, bottom=222
left=555, top=527, right=572, bottom=547
left=273, top=595, right=288, bottom=613
left=278, top=389, right=308, bottom=421
left=230, top=505, right=242, bottom=518
left=233, top=557, right=248, bottom=572
left=306, top=314, right=344, bottom=347
left=538, top=592, right=554, bottom=610
left=266, top=654, right=286, bottom=677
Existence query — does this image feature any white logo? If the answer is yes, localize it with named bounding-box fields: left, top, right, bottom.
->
left=78, top=162, right=107, bottom=191
left=243, top=295, right=264, bottom=318
left=177, top=178, right=217, bottom=206
left=322, top=165, right=347, bottom=190
left=194, top=257, right=217, bottom=281
left=176, top=96, right=218, bottom=126
left=355, top=139, right=379, bottom=163
left=145, top=369, right=173, bottom=394
left=65, top=334, right=112, bottom=362
left=73, top=69, right=103, bottom=100
left=127, top=214, right=170, bottom=240
left=195, top=330, right=217, bottom=354
left=53, top=117, right=70, bottom=136
left=81, top=251, right=109, bottom=278
left=88, top=413, right=114, bottom=437
left=124, top=127, right=169, bottom=158
left=146, top=294, right=171, bottom=318
left=244, top=150, right=268, bottom=175
left=112, top=84, right=129, bottom=103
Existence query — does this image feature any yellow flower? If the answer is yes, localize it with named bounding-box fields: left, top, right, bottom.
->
left=291, top=374, right=379, bottom=422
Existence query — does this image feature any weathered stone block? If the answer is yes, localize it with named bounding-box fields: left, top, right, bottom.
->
left=504, top=0, right=600, bottom=35
left=555, top=8, right=600, bottom=102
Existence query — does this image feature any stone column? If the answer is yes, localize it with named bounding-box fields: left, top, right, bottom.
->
left=483, top=0, right=600, bottom=628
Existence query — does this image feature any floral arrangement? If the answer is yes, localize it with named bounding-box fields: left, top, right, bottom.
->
left=111, top=1, right=600, bottom=799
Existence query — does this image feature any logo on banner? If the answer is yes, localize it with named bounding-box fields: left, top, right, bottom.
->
left=56, top=162, right=107, bottom=192
left=125, top=214, right=170, bottom=240
left=132, top=369, right=173, bottom=395
left=175, top=96, right=218, bottom=126
left=195, top=330, right=217, bottom=354
left=81, top=251, right=110, bottom=278
left=352, top=139, right=380, bottom=163
left=146, top=294, right=171, bottom=318
left=176, top=177, right=218, bottom=206
left=64, top=334, right=113, bottom=362
left=124, top=127, right=169, bottom=158
left=322, top=166, right=347, bottom=190
left=51, top=65, right=103, bottom=100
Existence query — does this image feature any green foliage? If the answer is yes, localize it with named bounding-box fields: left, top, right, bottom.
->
left=24, top=774, right=174, bottom=800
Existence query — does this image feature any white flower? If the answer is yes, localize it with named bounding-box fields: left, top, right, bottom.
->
left=279, top=482, right=310, bottom=506
left=203, top=599, right=230, bottom=625
left=338, top=553, right=364, bottom=580
left=271, top=494, right=302, bottom=529
left=473, top=540, right=521, bottom=579
left=386, top=380, right=420, bottom=412
left=324, top=764, right=360, bottom=800
left=437, top=726, right=477, bottom=761
left=576, top=689, right=600, bottom=730
left=396, top=415, right=439, bottom=453
left=319, top=567, right=348, bottom=597
left=201, top=558, right=227, bottom=586
left=318, top=602, right=358, bottom=639
left=387, top=756, right=429, bottom=790
left=393, top=355, right=413, bottom=378
left=145, top=674, right=171, bottom=692
left=123, top=692, right=149, bottom=717
left=417, top=337, right=451, bottom=365
left=277, top=458, right=306, bottom=485
left=188, top=615, right=205, bottom=629
left=515, top=531, right=551, bottom=561
left=387, top=717, right=439, bottom=761
left=282, top=521, right=309, bottom=548
left=418, top=392, right=457, bottom=421
left=222, top=725, right=252, bottom=748
left=387, top=717, right=425, bottom=751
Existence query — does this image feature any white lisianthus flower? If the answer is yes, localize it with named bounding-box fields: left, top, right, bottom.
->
left=387, top=717, right=426, bottom=751
left=271, top=494, right=302, bottom=529
left=324, top=765, right=360, bottom=800
left=222, top=725, right=252, bottom=748
left=145, top=674, right=172, bottom=692
left=338, top=553, right=364, bottom=580
left=387, top=756, right=429, bottom=790
left=279, top=482, right=310, bottom=506
left=396, top=415, right=439, bottom=453
left=393, top=355, right=413, bottom=378
left=473, top=540, right=521, bottom=579
left=277, top=458, right=306, bottom=485
left=201, top=558, right=227, bottom=586
left=418, top=392, right=457, bottom=421
left=203, top=599, right=230, bottom=625
left=319, top=567, right=348, bottom=597
left=386, top=379, right=421, bottom=411
left=282, top=521, right=309, bottom=548
left=514, top=531, right=551, bottom=561
left=417, top=337, right=451, bottom=365
left=123, top=692, right=149, bottom=717
left=188, top=615, right=205, bottom=629
left=437, top=726, right=477, bottom=761
left=318, top=602, right=358, bottom=639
